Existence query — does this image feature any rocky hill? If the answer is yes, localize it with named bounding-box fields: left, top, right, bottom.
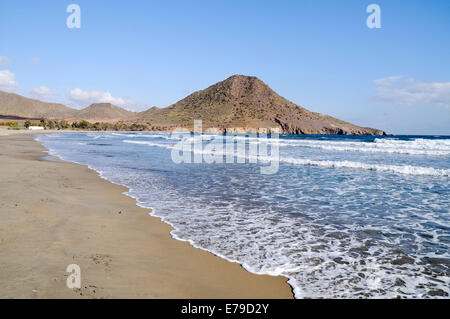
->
left=0, top=91, right=134, bottom=122
left=73, top=103, right=135, bottom=122
left=0, top=91, right=77, bottom=119
left=136, top=75, right=386, bottom=135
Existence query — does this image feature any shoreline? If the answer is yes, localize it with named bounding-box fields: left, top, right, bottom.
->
left=0, top=131, right=293, bottom=298
left=37, top=132, right=294, bottom=290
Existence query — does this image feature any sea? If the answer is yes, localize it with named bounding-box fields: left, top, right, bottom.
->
left=37, top=132, right=450, bottom=298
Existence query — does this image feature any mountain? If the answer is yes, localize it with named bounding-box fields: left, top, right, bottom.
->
left=0, top=91, right=134, bottom=122
left=136, top=75, right=386, bottom=135
left=0, top=91, right=77, bottom=119
left=73, top=103, right=135, bottom=122
left=0, top=76, right=386, bottom=135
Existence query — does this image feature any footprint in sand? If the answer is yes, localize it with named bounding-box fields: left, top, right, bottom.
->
left=90, top=253, right=112, bottom=270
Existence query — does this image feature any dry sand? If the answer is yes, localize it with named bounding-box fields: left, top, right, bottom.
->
left=0, top=131, right=292, bottom=298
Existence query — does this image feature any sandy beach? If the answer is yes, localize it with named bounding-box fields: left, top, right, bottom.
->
left=0, top=131, right=292, bottom=298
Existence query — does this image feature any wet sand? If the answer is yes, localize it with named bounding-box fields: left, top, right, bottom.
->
left=0, top=131, right=292, bottom=298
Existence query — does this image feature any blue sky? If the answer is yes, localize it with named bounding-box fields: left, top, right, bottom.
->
left=0, top=0, right=449, bottom=134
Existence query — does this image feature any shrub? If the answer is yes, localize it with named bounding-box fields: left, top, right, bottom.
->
left=71, top=120, right=92, bottom=129
left=46, top=119, right=56, bottom=129
left=59, top=120, right=70, bottom=129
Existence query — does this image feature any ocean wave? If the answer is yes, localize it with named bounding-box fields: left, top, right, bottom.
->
left=124, top=139, right=174, bottom=149
left=237, top=137, right=450, bottom=156
left=111, top=132, right=135, bottom=137
left=123, top=139, right=449, bottom=177
left=129, top=134, right=450, bottom=156
left=277, top=157, right=450, bottom=177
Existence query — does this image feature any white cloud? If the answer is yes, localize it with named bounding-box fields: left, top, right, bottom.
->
left=66, top=88, right=144, bottom=110
left=29, top=86, right=59, bottom=100
left=31, top=57, right=40, bottom=64
left=373, top=76, right=403, bottom=86
left=373, top=76, right=450, bottom=109
left=0, top=70, right=19, bottom=92
left=0, top=56, right=12, bottom=66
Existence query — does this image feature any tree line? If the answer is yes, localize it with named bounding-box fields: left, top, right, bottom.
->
left=38, top=118, right=169, bottom=131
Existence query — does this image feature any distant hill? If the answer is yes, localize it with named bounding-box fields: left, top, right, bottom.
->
left=73, top=103, right=135, bottom=122
left=0, top=91, right=77, bottom=119
left=136, top=75, right=386, bottom=135
left=0, top=91, right=134, bottom=122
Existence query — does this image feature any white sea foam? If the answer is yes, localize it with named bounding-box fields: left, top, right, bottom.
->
left=231, top=136, right=450, bottom=156
left=124, top=139, right=174, bottom=149
left=135, top=134, right=450, bottom=155
left=290, top=138, right=450, bottom=156
left=276, top=157, right=450, bottom=177
left=112, top=132, right=134, bottom=137
left=123, top=139, right=450, bottom=177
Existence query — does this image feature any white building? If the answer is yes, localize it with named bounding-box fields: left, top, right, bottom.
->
left=28, top=126, right=44, bottom=130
